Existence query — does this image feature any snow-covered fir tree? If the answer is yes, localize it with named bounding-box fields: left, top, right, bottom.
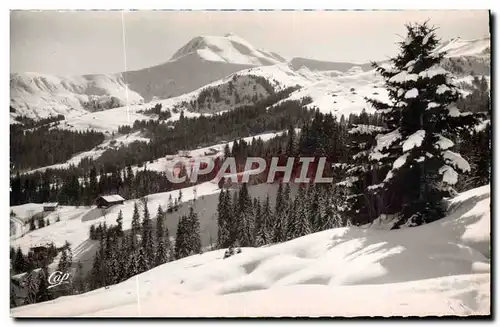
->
left=237, top=183, right=255, bottom=247
left=116, top=209, right=123, bottom=237
left=131, top=202, right=141, bottom=239
left=186, top=207, right=202, bottom=255
left=286, top=184, right=311, bottom=239
left=307, top=184, right=321, bottom=232
left=23, top=270, right=38, bottom=305
left=365, top=22, right=480, bottom=226
left=35, top=266, right=51, bottom=303
left=141, top=202, right=154, bottom=263
left=272, top=183, right=286, bottom=243
left=155, top=205, right=169, bottom=265
left=216, top=189, right=231, bottom=248
left=339, top=122, right=387, bottom=225
left=174, top=212, right=200, bottom=260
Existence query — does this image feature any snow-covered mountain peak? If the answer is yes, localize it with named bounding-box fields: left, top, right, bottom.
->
left=169, top=34, right=286, bottom=66
left=437, top=36, right=490, bottom=57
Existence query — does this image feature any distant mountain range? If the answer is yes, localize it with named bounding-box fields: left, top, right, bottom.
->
left=10, top=34, right=490, bottom=121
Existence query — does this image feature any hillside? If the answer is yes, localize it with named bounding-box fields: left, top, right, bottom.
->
left=11, top=35, right=490, bottom=123
left=289, top=57, right=373, bottom=72
left=11, top=184, right=490, bottom=317
left=10, top=34, right=285, bottom=120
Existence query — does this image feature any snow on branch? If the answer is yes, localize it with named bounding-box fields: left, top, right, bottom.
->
left=368, top=183, right=384, bottom=191
left=436, top=85, right=451, bottom=94
left=393, top=153, right=410, bottom=170
left=370, top=129, right=402, bottom=161
left=434, top=134, right=454, bottom=150
left=427, top=102, right=440, bottom=110
left=389, top=71, right=418, bottom=83
left=443, top=150, right=471, bottom=173
left=348, top=124, right=387, bottom=135
left=475, top=119, right=490, bottom=132
left=447, top=105, right=472, bottom=118
left=383, top=170, right=394, bottom=182
left=439, top=165, right=458, bottom=185
left=336, top=176, right=359, bottom=187
left=419, top=65, right=448, bottom=79
left=353, top=150, right=369, bottom=160
left=402, top=130, right=425, bottom=152
left=404, top=88, right=419, bottom=99
left=422, top=32, right=432, bottom=45
left=379, top=63, right=397, bottom=73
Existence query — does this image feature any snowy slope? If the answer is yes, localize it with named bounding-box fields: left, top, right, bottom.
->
left=10, top=34, right=285, bottom=119
left=10, top=73, right=145, bottom=119
left=11, top=35, right=490, bottom=124
left=11, top=131, right=291, bottom=254
left=11, top=184, right=490, bottom=317
left=58, top=57, right=488, bottom=133
left=436, top=36, right=490, bottom=58
left=26, top=131, right=150, bottom=173
left=127, top=130, right=287, bottom=175
left=290, top=57, right=374, bottom=72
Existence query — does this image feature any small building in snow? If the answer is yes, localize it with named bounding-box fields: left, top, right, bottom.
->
left=43, top=202, right=59, bottom=212
left=96, top=195, right=125, bottom=208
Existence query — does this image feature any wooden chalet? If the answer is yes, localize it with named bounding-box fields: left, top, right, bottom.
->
left=96, top=195, right=125, bottom=208
left=42, top=202, right=59, bottom=212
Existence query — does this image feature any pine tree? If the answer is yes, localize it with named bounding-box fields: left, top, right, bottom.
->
left=237, top=183, right=254, bottom=247
left=178, top=189, right=183, bottom=207
left=155, top=205, right=168, bottom=266
left=273, top=183, right=286, bottom=243
left=35, top=266, right=51, bottom=303
left=216, top=189, right=230, bottom=248
left=23, top=270, right=38, bottom=305
left=256, top=194, right=272, bottom=246
left=141, top=203, right=154, bottom=263
left=131, top=202, right=141, bottom=242
left=167, top=194, right=173, bottom=213
left=10, top=278, right=18, bottom=308
left=365, top=22, right=479, bottom=226
left=174, top=215, right=189, bottom=260
left=13, top=247, right=26, bottom=273
left=116, top=210, right=124, bottom=237
left=253, top=197, right=262, bottom=240
left=29, top=217, right=36, bottom=231
left=57, top=247, right=69, bottom=273
left=136, top=248, right=150, bottom=274
left=287, top=184, right=311, bottom=240
left=186, top=207, right=202, bottom=255
left=339, top=123, right=387, bottom=225
left=285, top=124, right=297, bottom=157
left=307, top=184, right=321, bottom=232
left=107, top=255, right=121, bottom=285
left=90, top=251, right=103, bottom=289
left=73, top=261, right=86, bottom=294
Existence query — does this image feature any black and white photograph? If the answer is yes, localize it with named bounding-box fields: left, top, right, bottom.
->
left=8, top=9, right=491, bottom=317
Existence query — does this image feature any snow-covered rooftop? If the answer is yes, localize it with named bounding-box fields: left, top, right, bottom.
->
left=99, top=195, right=125, bottom=202
left=42, top=202, right=59, bottom=207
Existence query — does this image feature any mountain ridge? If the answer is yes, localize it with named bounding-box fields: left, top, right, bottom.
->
left=10, top=34, right=490, bottom=121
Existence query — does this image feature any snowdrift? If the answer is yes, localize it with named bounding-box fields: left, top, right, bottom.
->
left=11, top=185, right=490, bottom=317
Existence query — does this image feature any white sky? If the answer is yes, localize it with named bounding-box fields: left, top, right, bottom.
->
left=10, top=10, right=490, bottom=75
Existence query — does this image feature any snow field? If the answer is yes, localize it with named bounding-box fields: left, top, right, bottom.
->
left=11, top=184, right=490, bottom=317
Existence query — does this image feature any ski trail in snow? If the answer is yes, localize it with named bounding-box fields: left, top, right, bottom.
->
left=121, top=11, right=130, bottom=123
